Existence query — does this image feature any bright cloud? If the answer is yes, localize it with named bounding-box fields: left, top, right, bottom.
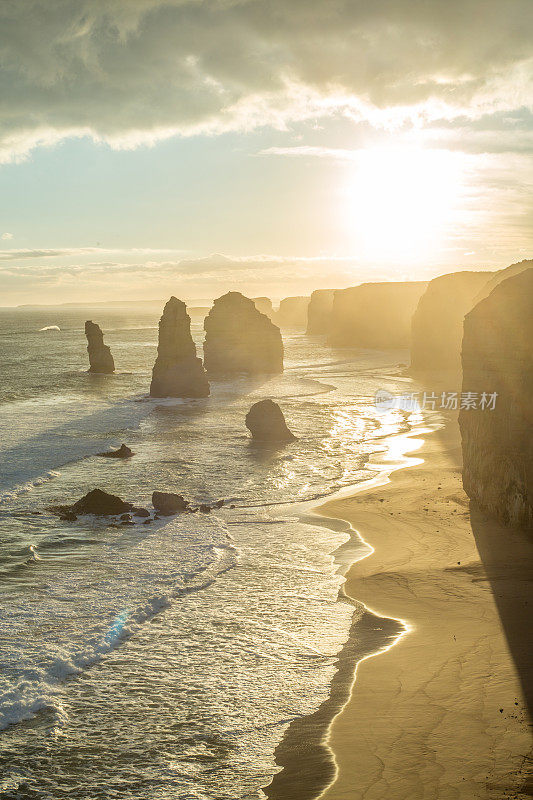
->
left=0, top=1, right=532, bottom=162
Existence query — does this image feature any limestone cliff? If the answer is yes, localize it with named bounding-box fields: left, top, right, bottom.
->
left=474, top=259, right=533, bottom=304
left=150, top=297, right=210, bottom=398
left=204, top=292, right=283, bottom=376
left=306, top=289, right=336, bottom=335
left=459, top=268, right=533, bottom=528
left=410, top=271, right=495, bottom=373
left=85, top=320, right=115, bottom=373
left=275, top=296, right=310, bottom=329
left=252, top=297, right=273, bottom=317
left=329, top=282, right=427, bottom=348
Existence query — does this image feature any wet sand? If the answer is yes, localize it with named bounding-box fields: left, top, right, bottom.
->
left=266, top=416, right=532, bottom=800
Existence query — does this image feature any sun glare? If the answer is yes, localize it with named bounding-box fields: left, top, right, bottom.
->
left=344, top=147, right=465, bottom=264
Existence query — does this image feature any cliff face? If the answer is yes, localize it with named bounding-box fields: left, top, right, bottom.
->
left=410, top=271, right=495, bottom=373
left=204, top=291, right=283, bottom=376
left=252, top=297, right=273, bottom=317
left=329, top=282, right=427, bottom=348
left=85, top=320, right=115, bottom=373
left=150, top=296, right=210, bottom=398
left=459, top=268, right=533, bottom=528
left=474, top=259, right=533, bottom=305
left=275, top=296, right=309, bottom=329
left=306, top=289, right=336, bottom=335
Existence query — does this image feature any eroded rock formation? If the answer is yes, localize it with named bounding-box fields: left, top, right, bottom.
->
left=245, top=399, right=296, bottom=443
left=306, top=289, right=336, bottom=335
left=150, top=297, right=210, bottom=398
left=53, top=489, right=133, bottom=517
left=410, top=271, right=495, bottom=373
left=329, top=282, right=427, bottom=348
left=85, top=320, right=115, bottom=373
left=152, top=491, right=189, bottom=515
left=275, top=296, right=310, bottom=329
left=204, top=292, right=283, bottom=376
left=459, top=268, right=533, bottom=528
left=253, top=297, right=273, bottom=317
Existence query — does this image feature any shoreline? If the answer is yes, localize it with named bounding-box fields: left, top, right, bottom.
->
left=263, top=415, right=436, bottom=799
left=265, top=413, right=532, bottom=800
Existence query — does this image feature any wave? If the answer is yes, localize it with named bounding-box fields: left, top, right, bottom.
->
left=0, top=538, right=237, bottom=732
left=0, top=470, right=61, bottom=504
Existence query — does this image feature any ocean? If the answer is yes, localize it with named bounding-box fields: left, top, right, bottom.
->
left=0, top=306, right=413, bottom=799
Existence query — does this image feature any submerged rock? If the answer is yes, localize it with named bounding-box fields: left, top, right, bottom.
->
left=410, top=271, right=495, bottom=373
left=204, top=292, right=283, bottom=376
left=306, top=289, right=336, bottom=335
left=85, top=320, right=115, bottom=374
left=459, top=268, right=533, bottom=528
left=150, top=297, right=210, bottom=398
left=245, top=399, right=296, bottom=443
left=97, top=444, right=134, bottom=458
left=329, top=281, right=427, bottom=348
left=152, top=491, right=189, bottom=515
left=132, top=507, right=150, bottom=517
left=54, top=489, right=133, bottom=516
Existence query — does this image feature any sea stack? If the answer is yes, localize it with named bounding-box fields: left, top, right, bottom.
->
left=150, top=297, right=210, bottom=398
left=306, top=289, right=336, bottom=335
left=85, top=321, right=115, bottom=373
left=328, top=282, right=427, bottom=348
left=245, top=399, right=296, bottom=443
left=410, top=271, right=495, bottom=373
left=459, top=268, right=533, bottom=528
left=204, top=292, right=283, bottom=376
left=275, top=296, right=310, bottom=329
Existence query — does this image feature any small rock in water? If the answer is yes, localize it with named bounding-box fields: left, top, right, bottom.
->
left=97, top=444, right=135, bottom=458
left=152, top=491, right=189, bottom=515
left=119, top=513, right=132, bottom=521
left=132, top=507, right=150, bottom=518
left=53, top=489, right=133, bottom=517
left=199, top=504, right=211, bottom=513
left=214, top=499, right=224, bottom=508
left=245, top=399, right=296, bottom=443
left=59, top=512, right=77, bottom=522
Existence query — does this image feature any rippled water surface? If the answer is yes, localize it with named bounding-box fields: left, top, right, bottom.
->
left=0, top=307, right=413, bottom=799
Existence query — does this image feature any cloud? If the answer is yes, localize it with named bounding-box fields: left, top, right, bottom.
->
left=0, top=1, right=532, bottom=162
left=1, top=232, right=13, bottom=240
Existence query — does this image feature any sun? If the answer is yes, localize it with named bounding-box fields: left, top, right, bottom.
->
left=344, top=146, right=466, bottom=265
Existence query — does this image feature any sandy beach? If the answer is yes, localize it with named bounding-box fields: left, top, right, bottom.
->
left=267, top=414, right=532, bottom=800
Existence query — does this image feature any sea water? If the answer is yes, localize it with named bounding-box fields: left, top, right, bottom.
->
left=0, top=307, right=412, bottom=799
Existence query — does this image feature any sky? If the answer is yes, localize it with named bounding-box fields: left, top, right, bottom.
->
left=1, top=0, right=532, bottom=305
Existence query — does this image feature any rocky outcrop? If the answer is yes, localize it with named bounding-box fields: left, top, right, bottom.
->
left=459, top=268, right=533, bottom=528
left=204, top=292, right=283, bottom=376
left=85, top=321, right=115, bottom=373
left=53, top=489, right=133, bottom=517
left=410, top=271, right=495, bottom=373
left=306, top=289, right=336, bottom=335
left=329, top=282, right=427, bottom=348
left=245, top=399, right=296, bottom=443
left=97, top=444, right=134, bottom=458
left=152, top=491, right=190, bottom=515
left=275, top=296, right=310, bottom=329
left=253, top=297, right=274, bottom=317
left=150, top=297, right=210, bottom=398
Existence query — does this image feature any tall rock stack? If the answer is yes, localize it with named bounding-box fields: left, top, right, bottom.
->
left=204, top=292, right=283, bottom=376
left=306, top=289, right=336, bottom=335
left=410, top=271, right=495, bottom=373
left=150, top=297, right=210, bottom=398
left=85, top=320, right=115, bottom=373
left=459, top=268, right=533, bottom=528
left=328, top=282, right=427, bottom=348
